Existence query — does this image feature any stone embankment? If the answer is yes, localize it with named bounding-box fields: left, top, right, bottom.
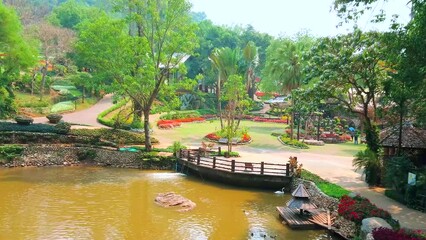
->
left=292, top=178, right=356, bottom=239
left=2, top=145, right=175, bottom=170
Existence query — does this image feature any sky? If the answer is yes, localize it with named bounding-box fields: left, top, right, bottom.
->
left=188, top=0, right=412, bottom=37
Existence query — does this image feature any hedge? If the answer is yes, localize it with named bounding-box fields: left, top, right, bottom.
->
left=97, top=99, right=128, bottom=128
left=0, top=122, right=57, bottom=133
left=279, top=135, right=309, bottom=149
left=70, top=128, right=158, bottom=145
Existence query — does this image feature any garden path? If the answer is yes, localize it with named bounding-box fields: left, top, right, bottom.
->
left=33, top=94, right=114, bottom=127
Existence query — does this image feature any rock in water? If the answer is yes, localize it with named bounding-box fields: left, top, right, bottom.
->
left=155, top=192, right=196, bottom=212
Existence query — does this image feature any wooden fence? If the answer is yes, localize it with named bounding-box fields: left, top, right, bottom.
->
left=179, top=148, right=292, bottom=176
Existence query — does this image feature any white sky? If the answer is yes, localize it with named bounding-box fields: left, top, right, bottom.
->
left=188, top=0, right=412, bottom=37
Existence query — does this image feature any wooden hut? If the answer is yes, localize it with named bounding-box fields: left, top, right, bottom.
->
left=380, top=123, right=426, bottom=166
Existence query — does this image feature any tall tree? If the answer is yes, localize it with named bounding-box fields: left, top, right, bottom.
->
left=209, top=47, right=241, bottom=129
left=243, top=41, right=259, bottom=100
left=304, top=30, right=388, bottom=154
left=261, top=34, right=314, bottom=95
left=0, top=2, right=37, bottom=118
left=221, top=74, right=249, bottom=153
left=76, top=0, right=197, bottom=151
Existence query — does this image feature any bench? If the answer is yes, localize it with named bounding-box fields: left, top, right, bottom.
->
left=244, top=162, right=254, bottom=171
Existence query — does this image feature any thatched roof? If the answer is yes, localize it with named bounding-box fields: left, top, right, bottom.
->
left=380, top=123, right=426, bottom=149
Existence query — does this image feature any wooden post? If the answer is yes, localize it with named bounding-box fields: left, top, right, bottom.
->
left=231, top=160, right=235, bottom=172
left=179, top=149, right=182, bottom=158
left=286, top=163, right=290, bottom=176
left=327, top=210, right=331, bottom=230
left=187, top=150, right=190, bottom=162
left=212, top=157, right=216, bottom=168
left=218, top=147, right=221, bottom=156
left=197, top=151, right=201, bottom=165
left=260, top=162, right=264, bottom=175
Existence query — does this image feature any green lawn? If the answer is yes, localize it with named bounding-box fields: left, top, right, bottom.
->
left=156, top=119, right=365, bottom=158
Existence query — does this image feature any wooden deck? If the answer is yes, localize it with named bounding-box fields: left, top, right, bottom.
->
left=276, top=207, right=334, bottom=230
left=276, top=207, right=317, bottom=229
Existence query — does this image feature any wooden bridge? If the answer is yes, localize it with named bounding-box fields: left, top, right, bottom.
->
left=177, top=148, right=294, bottom=189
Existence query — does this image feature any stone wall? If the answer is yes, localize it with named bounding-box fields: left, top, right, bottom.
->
left=3, top=145, right=176, bottom=170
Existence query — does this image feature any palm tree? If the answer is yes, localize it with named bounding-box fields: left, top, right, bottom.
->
left=353, top=149, right=382, bottom=186
left=243, top=41, right=259, bottom=100
left=209, top=47, right=240, bottom=129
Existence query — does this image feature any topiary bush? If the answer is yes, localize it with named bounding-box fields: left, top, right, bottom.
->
left=14, top=116, right=34, bottom=125
left=55, top=122, right=71, bottom=134
left=46, top=114, right=63, bottom=124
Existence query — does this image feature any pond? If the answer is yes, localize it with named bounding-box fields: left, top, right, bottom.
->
left=0, top=167, right=337, bottom=240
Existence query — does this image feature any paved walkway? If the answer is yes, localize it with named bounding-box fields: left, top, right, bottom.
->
left=34, top=94, right=114, bottom=127
left=34, top=99, right=426, bottom=230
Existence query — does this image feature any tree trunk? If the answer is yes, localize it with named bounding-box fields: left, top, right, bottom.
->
left=39, top=63, right=48, bottom=101
left=290, top=112, right=294, bottom=140
left=143, top=109, right=152, bottom=152
left=132, top=100, right=143, bottom=127
left=82, top=87, right=85, bottom=103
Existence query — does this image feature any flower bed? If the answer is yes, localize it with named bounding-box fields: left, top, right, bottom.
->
left=157, top=117, right=205, bottom=129
left=253, top=117, right=288, bottom=123
left=338, top=195, right=393, bottom=225
left=204, top=132, right=251, bottom=144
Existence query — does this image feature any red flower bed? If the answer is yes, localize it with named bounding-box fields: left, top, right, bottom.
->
left=253, top=117, right=288, bottom=124
left=205, top=133, right=220, bottom=141
left=157, top=117, right=205, bottom=129
left=338, top=195, right=392, bottom=224
left=255, top=91, right=265, bottom=97
left=373, top=227, right=426, bottom=240
left=339, top=134, right=352, bottom=142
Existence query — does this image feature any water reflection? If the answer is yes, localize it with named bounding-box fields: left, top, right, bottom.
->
left=0, top=167, right=337, bottom=240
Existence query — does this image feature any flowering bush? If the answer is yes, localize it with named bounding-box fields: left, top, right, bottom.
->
left=373, top=227, right=426, bottom=240
left=338, top=195, right=392, bottom=225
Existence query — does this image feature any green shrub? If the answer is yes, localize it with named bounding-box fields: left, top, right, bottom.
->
left=51, top=101, right=75, bottom=113
left=70, top=128, right=157, bottom=145
left=170, top=141, right=187, bottom=156
left=160, top=111, right=201, bottom=120
left=301, top=169, right=350, bottom=198
left=384, top=189, right=406, bottom=204
left=279, top=135, right=309, bottom=149
left=14, top=116, right=34, bottom=125
left=0, top=145, right=23, bottom=163
left=55, top=122, right=71, bottom=134
left=353, top=149, right=382, bottom=186
left=0, top=122, right=57, bottom=133
left=76, top=149, right=97, bottom=161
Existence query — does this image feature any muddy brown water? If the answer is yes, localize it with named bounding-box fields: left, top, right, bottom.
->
left=0, top=167, right=338, bottom=240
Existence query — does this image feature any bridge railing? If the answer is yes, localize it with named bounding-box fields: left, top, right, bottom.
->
left=179, top=149, right=292, bottom=176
